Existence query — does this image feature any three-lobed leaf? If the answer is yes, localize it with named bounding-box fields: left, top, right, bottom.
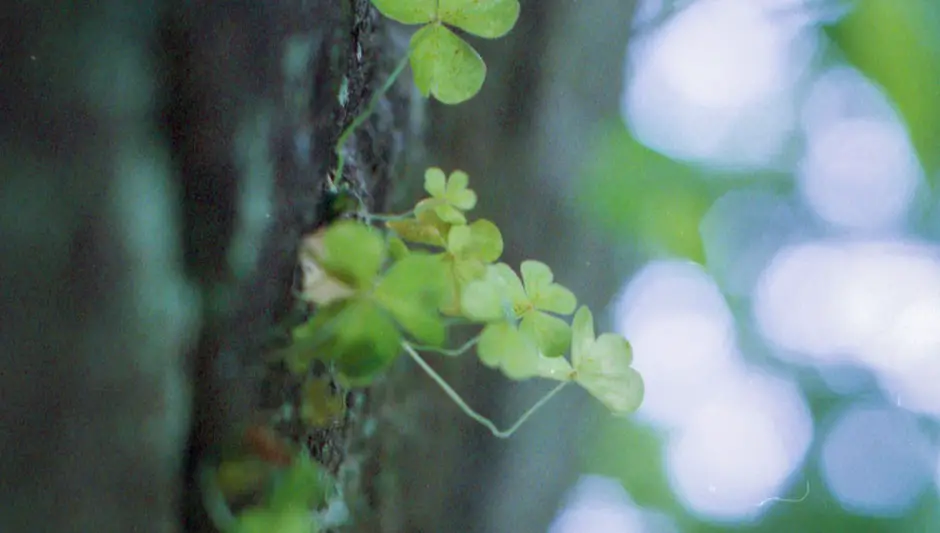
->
left=315, top=221, right=386, bottom=288
left=520, top=260, right=577, bottom=314
left=375, top=254, right=448, bottom=345
left=570, top=306, right=644, bottom=415
left=410, top=24, right=486, bottom=105
left=370, top=0, right=437, bottom=24
left=477, top=322, right=541, bottom=379
left=419, top=167, right=478, bottom=223
left=439, top=0, right=520, bottom=39
left=387, top=206, right=450, bottom=248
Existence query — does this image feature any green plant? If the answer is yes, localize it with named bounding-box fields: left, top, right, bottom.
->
left=333, top=0, right=521, bottom=182
left=206, top=2, right=643, bottom=528
left=287, top=167, right=645, bottom=438
left=371, top=0, right=520, bottom=104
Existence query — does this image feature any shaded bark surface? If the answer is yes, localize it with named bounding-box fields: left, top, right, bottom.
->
left=0, top=1, right=416, bottom=532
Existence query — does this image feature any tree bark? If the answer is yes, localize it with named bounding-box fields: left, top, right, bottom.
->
left=1, top=1, right=417, bottom=532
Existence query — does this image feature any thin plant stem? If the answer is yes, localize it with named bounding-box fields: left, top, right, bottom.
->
left=334, top=53, right=412, bottom=183
left=409, top=334, right=480, bottom=357
left=362, top=208, right=416, bottom=223
left=402, top=341, right=570, bottom=438
left=200, top=464, right=237, bottom=532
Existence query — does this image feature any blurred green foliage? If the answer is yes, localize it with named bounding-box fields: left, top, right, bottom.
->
left=826, top=0, right=940, bottom=186
left=573, top=0, right=940, bottom=531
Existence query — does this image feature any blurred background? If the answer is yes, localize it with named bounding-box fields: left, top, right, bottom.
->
left=409, top=0, right=940, bottom=531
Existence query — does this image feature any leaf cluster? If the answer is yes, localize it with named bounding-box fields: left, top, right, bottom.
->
left=291, top=167, right=644, bottom=420
left=370, top=0, right=521, bottom=104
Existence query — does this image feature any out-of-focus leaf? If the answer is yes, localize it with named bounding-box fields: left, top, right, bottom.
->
left=267, top=454, right=333, bottom=511
left=576, top=121, right=718, bottom=263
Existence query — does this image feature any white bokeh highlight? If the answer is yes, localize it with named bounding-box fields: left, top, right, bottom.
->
left=797, top=66, right=923, bottom=232
left=548, top=475, right=678, bottom=533
left=623, top=0, right=816, bottom=168
left=665, top=371, right=812, bottom=522
left=616, top=261, right=743, bottom=429
left=821, top=405, right=934, bottom=517
left=616, top=262, right=812, bottom=522
left=754, top=239, right=940, bottom=417
left=798, top=116, right=921, bottom=231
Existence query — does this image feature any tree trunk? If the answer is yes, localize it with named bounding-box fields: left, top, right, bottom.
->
left=1, top=1, right=418, bottom=531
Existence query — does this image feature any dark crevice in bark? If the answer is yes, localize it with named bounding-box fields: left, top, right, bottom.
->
left=163, top=1, right=416, bottom=531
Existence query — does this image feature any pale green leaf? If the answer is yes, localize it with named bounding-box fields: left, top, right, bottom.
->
left=387, top=208, right=449, bottom=247
left=444, top=170, right=477, bottom=210
left=327, top=300, right=402, bottom=386
left=375, top=254, right=447, bottom=345
left=447, top=219, right=503, bottom=262
left=318, top=221, right=386, bottom=288
left=436, top=204, right=467, bottom=224
left=370, top=0, right=437, bottom=25
left=424, top=167, right=448, bottom=197
left=234, top=507, right=315, bottom=533
left=570, top=306, right=595, bottom=368
left=387, top=235, right=411, bottom=261
left=570, top=306, right=643, bottom=415
left=267, top=454, right=332, bottom=511
left=410, top=23, right=486, bottom=105
left=477, top=322, right=541, bottom=380
left=537, top=353, right=574, bottom=381
left=575, top=334, right=643, bottom=415
left=521, top=259, right=576, bottom=315
left=439, top=0, right=521, bottom=39
left=491, top=262, right=528, bottom=311
left=460, top=267, right=508, bottom=321
left=298, top=245, right=356, bottom=305
left=519, top=311, right=572, bottom=358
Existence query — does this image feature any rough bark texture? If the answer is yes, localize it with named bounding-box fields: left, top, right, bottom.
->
left=0, top=1, right=417, bottom=532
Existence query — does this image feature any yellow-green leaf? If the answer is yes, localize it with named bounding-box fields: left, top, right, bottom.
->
left=410, top=23, right=486, bottom=105
left=370, top=0, right=437, bottom=25
left=439, top=0, right=520, bottom=39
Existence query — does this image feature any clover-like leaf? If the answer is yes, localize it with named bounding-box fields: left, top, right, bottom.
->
left=519, top=310, right=572, bottom=361
left=387, top=205, right=450, bottom=248
left=520, top=260, right=577, bottom=315
left=447, top=219, right=502, bottom=262
left=370, top=0, right=437, bottom=24
left=439, top=0, right=521, bottom=39
left=267, top=453, right=333, bottom=512
left=299, top=233, right=356, bottom=305
left=418, top=167, right=478, bottom=223
left=439, top=219, right=504, bottom=314
left=234, top=507, right=315, bottom=533
left=571, top=306, right=644, bottom=415
left=304, top=300, right=402, bottom=386
left=460, top=265, right=510, bottom=321
left=375, top=254, right=448, bottom=345
left=460, top=261, right=574, bottom=356
left=410, top=23, right=486, bottom=105
left=387, top=234, right=411, bottom=261
left=314, top=221, right=386, bottom=288
left=477, top=322, right=542, bottom=380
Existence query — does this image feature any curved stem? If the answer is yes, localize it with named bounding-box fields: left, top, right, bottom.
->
left=402, top=342, right=569, bottom=438
left=362, top=208, right=416, bottom=223
left=200, top=464, right=238, bottom=532
left=409, top=335, right=480, bottom=357
left=334, top=53, right=412, bottom=183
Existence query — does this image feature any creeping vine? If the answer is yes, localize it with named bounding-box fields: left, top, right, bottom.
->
left=204, top=1, right=645, bottom=531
